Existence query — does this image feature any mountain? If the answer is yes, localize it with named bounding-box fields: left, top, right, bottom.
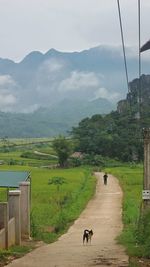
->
left=0, top=45, right=149, bottom=113
left=0, top=45, right=149, bottom=137
left=0, top=98, right=114, bottom=137
left=117, top=74, right=150, bottom=125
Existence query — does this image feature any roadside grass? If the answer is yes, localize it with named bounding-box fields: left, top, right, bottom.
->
left=0, top=245, right=33, bottom=267
left=105, top=165, right=150, bottom=261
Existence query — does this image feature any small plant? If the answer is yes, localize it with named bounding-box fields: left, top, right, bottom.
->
left=48, top=176, right=67, bottom=192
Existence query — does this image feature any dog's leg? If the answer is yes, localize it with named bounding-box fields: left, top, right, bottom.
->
left=86, top=234, right=89, bottom=245
left=83, top=235, right=85, bottom=245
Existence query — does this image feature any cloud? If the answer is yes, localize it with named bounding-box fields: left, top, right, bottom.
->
left=39, top=58, right=64, bottom=73
left=58, top=71, right=101, bottom=92
left=0, top=93, right=17, bottom=112
left=0, top=0, right=150, bottom=61
left=0, top=75, right=19, bottom=111
left=94, top=87, right=121, bottom=103
left=21, top=104, right=40, bottom=113
left=0, top=75, right=16, bottom=87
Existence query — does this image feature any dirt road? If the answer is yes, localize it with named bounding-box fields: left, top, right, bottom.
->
left=5, top=173, right=129, bottom=267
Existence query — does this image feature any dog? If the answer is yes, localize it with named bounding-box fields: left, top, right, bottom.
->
left=83, top=229, right=93, bottom=244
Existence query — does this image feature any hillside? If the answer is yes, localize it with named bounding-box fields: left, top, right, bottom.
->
left=0, top=98, right=114, bottom=137
left=117, top=74, right=150, bottom=126
left=72, top=74, right=150, bottom=162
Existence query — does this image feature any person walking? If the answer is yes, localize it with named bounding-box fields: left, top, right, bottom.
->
left=103, top=173, right=108, bottom=185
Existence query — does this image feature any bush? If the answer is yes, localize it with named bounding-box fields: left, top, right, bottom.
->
left=69, top=157, right=82, bottom=167
left=81, top=154, right=105, bottom=166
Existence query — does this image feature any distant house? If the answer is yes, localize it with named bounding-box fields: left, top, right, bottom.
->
left=71, top=152, right=83, bottom=159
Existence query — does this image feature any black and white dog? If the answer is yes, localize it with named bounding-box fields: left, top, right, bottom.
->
left=83, top=229, right=93, bottom=244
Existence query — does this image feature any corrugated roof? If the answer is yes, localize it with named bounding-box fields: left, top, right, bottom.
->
left=0, top=171, right=30, bottom=188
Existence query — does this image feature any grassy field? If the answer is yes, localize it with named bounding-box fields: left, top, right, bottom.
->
left=0, top=137, right=57, bottom=167
left=0, top=137, right=54, bottom=147
left=0, top=165, right=96, bottom=243
left=0, top=138, right=96, bottom=263
left=105, top=165, right=150, bottom=264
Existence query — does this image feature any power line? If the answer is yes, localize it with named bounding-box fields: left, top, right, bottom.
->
left=138, top=0, right=142, bottom=119
left=117, top=0, right=130, bottom=94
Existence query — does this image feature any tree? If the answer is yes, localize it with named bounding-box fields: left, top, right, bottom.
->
left=71, top=112, right=143, bottom=162
left=52, top=136, right=72, bottom=167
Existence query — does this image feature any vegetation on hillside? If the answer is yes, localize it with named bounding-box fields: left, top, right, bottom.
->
left=71, top=75, right=150, bottom=163
left=72, top=112, right=143, bottom=162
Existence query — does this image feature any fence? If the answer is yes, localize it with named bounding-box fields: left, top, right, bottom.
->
left=0, top=181, right=30, bottom=249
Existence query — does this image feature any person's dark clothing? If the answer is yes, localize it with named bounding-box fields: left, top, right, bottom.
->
left=103, top=174, right=108, bottom=185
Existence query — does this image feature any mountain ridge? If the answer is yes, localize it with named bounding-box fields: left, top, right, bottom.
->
left=0, top=45, right=149, bottom=137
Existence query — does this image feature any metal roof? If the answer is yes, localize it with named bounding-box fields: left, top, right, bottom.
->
left=0, top=171, right=30, bottom=188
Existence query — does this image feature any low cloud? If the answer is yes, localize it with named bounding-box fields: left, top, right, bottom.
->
left=39, top=58, right=64, bottom=73
left=35, top=58, right=67, bottom=101
left=0, top=93, right=17, bottom=112
left=0, top=75, right=19, bottom=111
left=21, top=104, right=40, bottom=113
left=94, top=87, right=121, bottom=102
left=58, top=71, right=101, bottom=92
left=0, top=75, right=16, bottom=87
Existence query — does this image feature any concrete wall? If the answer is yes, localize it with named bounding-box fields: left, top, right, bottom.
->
left=19, top=182, right=30, bottom=238
left=8, top=190, right=21, bottom=245
left=8, top=218, right=15, bottom=247
left=0, top=204, right=5, bottom=229
left=0, top=203, right=8, bottom=249
left=0, top=218, right=16, bottom=249
left=0, top=182, right=31, bottom=249
left=0, top=228, right=5, bottom=249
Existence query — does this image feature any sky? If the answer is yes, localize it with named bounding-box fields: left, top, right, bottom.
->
left=0, top=0, right=150, bottom=62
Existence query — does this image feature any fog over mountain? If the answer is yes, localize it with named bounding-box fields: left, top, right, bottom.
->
left=0, top=45, right=149, bottom=137
left=0, top=45, right=147, bottom=113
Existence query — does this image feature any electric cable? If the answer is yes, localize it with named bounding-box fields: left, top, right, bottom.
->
left=138, top=0, right=142, bottom=120
left=117, top=0, right=130, bottom=95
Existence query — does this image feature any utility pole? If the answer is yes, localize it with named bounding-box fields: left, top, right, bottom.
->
left=143, top=128, right=150, bottom=206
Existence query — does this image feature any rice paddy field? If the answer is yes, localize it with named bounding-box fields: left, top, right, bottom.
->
left=0, top=164, right=96, bottom=243
left=0, top=137, right=57, bottom=167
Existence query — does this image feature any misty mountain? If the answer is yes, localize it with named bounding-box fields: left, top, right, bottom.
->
left=0, top=45, right=149, bottom=137
left=0, top=45, right=148, bottom=113
left=0, top=97, right=114, bottom=137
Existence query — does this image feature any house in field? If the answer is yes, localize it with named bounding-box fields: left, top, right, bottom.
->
left=71, top=152, right=84, bottom=159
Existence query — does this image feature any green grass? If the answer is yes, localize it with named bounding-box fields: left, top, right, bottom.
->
left=31, top=167, right=96, bottom=242
left=0, top=165, right=96, bottom=243
left=0, top=137, right=54, bottom=147
left=105, top=165, right=150, bottom=259
left=0, top=144, right=58, bottom=166
left=0, top=139, right=57, bottom=167
left=0, top=245, right=33, bottom=266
